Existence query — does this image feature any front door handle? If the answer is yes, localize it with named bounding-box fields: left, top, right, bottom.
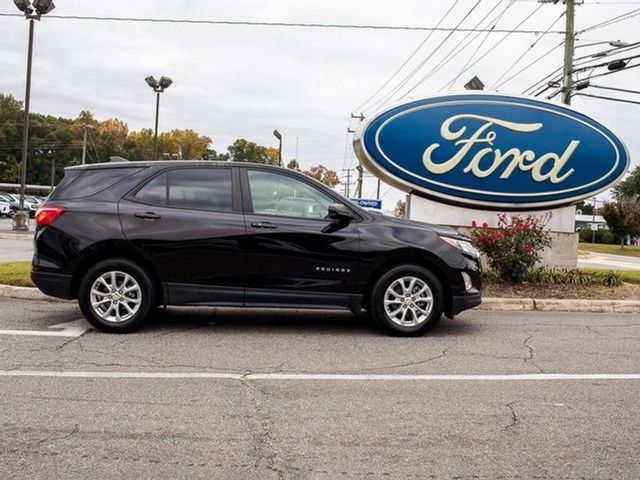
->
left=251, top=221, right=277, bottom=230
left=134, top=211, right=161, bottom=220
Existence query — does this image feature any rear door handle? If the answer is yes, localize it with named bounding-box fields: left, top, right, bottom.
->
left=134, top=211, right=161, bottom=220
left=251, top=221, right=277, bottom=230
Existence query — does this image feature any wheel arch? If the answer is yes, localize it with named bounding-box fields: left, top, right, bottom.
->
left=362, top=251, right=452, bottom=316
left=69, top=241, right=164, bottom=305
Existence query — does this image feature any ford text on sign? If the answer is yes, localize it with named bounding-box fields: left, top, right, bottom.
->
left=353, top=94, right=630, bottom=210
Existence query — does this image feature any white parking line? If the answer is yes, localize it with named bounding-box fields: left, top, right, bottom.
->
left=0, top=320, right=91, bottom=338
left=1, top=371, right=639, bottom=381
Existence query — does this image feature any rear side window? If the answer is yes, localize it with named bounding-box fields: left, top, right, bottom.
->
left=135, top=168, right=233, bottom=212
left=49, top=168, right=143, bottom=200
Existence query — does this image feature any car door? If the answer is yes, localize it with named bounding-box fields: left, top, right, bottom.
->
left=119, top=166, right=246, bottom=305
left=241, top=167, right=361, bottom=310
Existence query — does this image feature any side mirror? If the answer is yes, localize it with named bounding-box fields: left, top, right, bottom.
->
left=328, top=203, right=355, bottom=222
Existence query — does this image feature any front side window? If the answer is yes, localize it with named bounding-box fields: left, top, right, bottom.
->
left=135, top=168, right=233, bottom=211
left=248, top=170, right=334, bottom=219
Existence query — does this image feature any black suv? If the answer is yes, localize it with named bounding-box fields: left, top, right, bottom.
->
left=32, top=161, right=481, bottom=335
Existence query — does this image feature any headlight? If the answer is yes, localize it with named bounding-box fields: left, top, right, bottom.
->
left=439, top=236, right=480, bottom=258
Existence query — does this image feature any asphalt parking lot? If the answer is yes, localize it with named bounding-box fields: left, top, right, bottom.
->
left=0, top=298, right=639, bottom=479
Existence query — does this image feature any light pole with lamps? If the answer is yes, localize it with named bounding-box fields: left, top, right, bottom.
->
left=12, top=0, right=55, bottom=231
left=145, top=76, right=173, bottom=160
left=273, top=130, right=282, bottom=166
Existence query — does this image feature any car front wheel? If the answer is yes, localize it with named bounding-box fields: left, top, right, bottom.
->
left=371, top=264, right=444, bottom=336
left=78, top=258, right=154, bottom=333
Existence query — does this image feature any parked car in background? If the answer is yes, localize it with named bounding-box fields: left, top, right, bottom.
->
left=0, top=201, right=10, bottom=217
left=31, top=161, right=482, bottom=335
left=0, top=193, right=38, bottom=218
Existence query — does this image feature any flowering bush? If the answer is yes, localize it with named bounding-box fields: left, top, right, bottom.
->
left=470, top=213, right=552, bottom=282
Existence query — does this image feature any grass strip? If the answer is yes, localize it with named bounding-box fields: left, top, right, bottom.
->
left=578, top=243, right=640, bottom=258
left=0, top=261, right=34, bottom=287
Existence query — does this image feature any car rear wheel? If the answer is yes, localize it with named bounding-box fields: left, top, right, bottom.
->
left=370, top=264, right=444, bottom=336
left=78, top=258, right=154, bottom=333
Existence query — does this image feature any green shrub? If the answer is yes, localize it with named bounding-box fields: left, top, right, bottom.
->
left=470, top=213, right=552, bottom=283
left=578, top=228, right=622, bottom=245
left=600, top=230, right=615, bottom=244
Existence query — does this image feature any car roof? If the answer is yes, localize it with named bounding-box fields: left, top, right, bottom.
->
left=65, top=160, right=285, bottom=171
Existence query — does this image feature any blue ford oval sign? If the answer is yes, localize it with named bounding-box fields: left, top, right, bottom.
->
left=353, top=94, right=630, bottom=210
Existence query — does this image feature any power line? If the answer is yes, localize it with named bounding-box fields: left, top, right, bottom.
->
left=580, top=7, right=640, bottom=33
left=350, top=0, right=462, bottom=114
left=590, top=84, right=640, bottom=94
left=573, top=92, right=640, bottom=104
left=522, top=41, right=640, bottom=94
left=442, top=2, right=540, bottom=91
left=496, top=41, right=565, bottom=91
left=398, top=0, right=509, bottom=97
left=491, top=10, right=565, bottom=89
left=0, top=12, right=567, bottom=34
left=367, top=0, right=484, bottom=112
left=444, top=1, right=517, bottom=91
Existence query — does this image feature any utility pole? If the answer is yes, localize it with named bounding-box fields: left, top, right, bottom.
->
left=355, top=164, right=363, bottom=198
left=342, top=169, right=352, bottom=198
left=376, top=178, right=381, bottom=200
left=562, top=0, right=576, bottom=105
left=81, top=125, right=88, bottom=165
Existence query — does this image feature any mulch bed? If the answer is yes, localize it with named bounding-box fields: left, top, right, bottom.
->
left=484, top=281, right=640, bottom=300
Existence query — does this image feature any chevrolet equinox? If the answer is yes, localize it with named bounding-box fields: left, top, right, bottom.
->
left=32, top=161, right=482, bottom=335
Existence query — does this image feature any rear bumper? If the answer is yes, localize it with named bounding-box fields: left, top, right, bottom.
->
left=448, top=291, right=482, bottom=317
left=30, top=271, right=74, bottom=300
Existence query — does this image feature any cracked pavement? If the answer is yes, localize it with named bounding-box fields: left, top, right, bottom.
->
left=1, top=297, right=640, bottom=479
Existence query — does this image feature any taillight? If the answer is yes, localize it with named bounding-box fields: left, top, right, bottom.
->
left=35, top=206, right=66, bottom=227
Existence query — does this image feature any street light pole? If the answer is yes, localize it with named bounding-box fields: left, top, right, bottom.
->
left=273, top=130, right=282, bottom=166
left=12, top=0, right=56, bottom=231
left=13, top=17, right=35, bottom=231
left=145, top=75, right=173, bottom=160
left=153, top=91, right=161, bottom=161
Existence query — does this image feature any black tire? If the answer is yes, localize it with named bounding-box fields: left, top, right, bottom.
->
left=370, top=264, right=444, bottom=336
left=78, top=258, right=155, bottom=333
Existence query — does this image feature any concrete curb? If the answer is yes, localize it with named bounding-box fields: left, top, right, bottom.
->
left=0, top=284, right=639, bottom=313
left=0, top=234, right=33, bottom=240
left=477, top=297, right=640, bottom=314
left=0, top=284, right=71, bottom=303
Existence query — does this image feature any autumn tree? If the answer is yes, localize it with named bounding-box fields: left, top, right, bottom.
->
left=601, top=195, right=640, bottom=248
left=303, top=164, right=340, bottom=187
left=228, top=139, right=271, bottom=164
left=394, top=200, right=406, bottom=219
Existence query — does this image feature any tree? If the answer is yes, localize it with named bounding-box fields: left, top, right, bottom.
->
left=0, top=94, right=23, bottom=182
left=286, top=159, right=300, bottom=171
left=575, top=200, right=595, bottom=216
left=613, top=166, right=640, bottom=198
left=228, top=138, right=271, bottom=164
left=303, top=165, right=340, bottom=187
left=601, top=195, right=640, bottom=248
left=394, top=200, right=406, bottom=219
left=159, top=129, right=211, bottom=160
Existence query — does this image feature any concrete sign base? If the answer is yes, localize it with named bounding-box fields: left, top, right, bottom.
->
left=407, top=194, right=578, bottom=269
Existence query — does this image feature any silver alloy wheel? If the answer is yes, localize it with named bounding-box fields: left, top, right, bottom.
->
left=383, top=276, right=434, bottom=327
left=89, top=270, right=142, bottom=323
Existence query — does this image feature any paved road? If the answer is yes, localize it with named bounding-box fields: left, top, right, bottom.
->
left=0, top=298, right=639, bottom=479
left=578, top=250, right=640, bottom=271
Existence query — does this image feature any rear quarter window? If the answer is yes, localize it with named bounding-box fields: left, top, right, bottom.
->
left=49, top=168, right=144, bottom=200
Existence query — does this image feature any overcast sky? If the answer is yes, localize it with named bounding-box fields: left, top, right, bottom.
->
left=0, top=0, right=638, bottom=208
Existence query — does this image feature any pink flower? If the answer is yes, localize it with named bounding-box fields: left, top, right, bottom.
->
left=471, top=220, right=477, bottom=228
left=482, top=222, right=489, bottom=228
